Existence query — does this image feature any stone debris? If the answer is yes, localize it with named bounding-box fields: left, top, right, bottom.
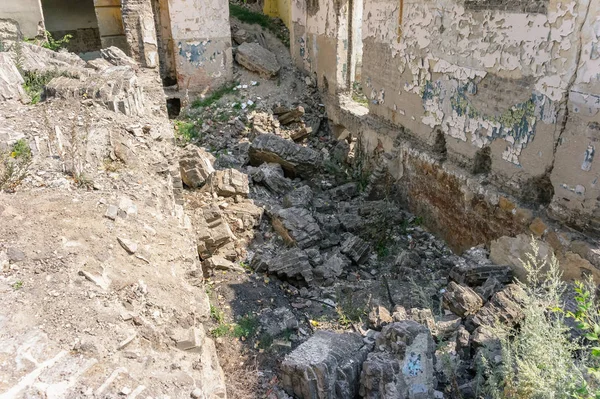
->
left=266, top=248, right=313, bottom=284
left=179, top=146, right=216, bottom=188
left=202, top=168, right=249, bottom=197
left=250, top=162, right=293, bottom=195
left=272, top=207, right=322, bottom=249
left=176, top=327, right=206, bottom=353
left=259, top=307, right=299, bottom=337
left=194, top=204, right=237, bottom=259
left=314, top=251, right=349, bottom=282
left=283, top=185, right=314, bottom=209
left=0, top=53, right=26, bottom=102
left=368, top=305, right=393, bottom=330
left=117, top=237, right=138, bottom=254
left=281, top=331, right=372, bottom=399
left=442, top=281, right=484, bottom=317
left=235, top=42, right=280, bottom=78
left=105, top=204, right=118, bottom=220
left=328, top=182, right=359, bottom=202
left=101, top=46, right=138, bottom=68
left=204, top=256, right=243, bottom=272
left=340, top=234, right=370, bottom=265
left=249, top=134, right=321, bottom=178
left=360, top=321, right=436, bottom=399
left=275, top=106, right=305, bottom=125
left=469, top=284, right=525, bottom=330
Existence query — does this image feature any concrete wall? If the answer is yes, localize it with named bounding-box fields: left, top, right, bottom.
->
left=94, top=0, right=127, bottom=51
left=295, top=0, right=600, bottom=252
left=167, top=0, right=232, bottom=92
left=0, top=0, right=44, bottom=38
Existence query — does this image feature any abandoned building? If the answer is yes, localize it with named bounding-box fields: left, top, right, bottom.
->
left=1, top=0, right=600, bottom=397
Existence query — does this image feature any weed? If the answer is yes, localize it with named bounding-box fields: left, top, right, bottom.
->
left=174, top=120, right=199, bottom=143
left=12, top=280, right=23, bottom=290
left=1, top=140, right=32, bottom=192
left=478, top=239, right=597, bottom=398
left=407, top=275, right=440, bottom=315
left=72, top=173, right=94, bottom=189
left=335, top=291, right=366, bottom=326
left=22, top=70, right=59, bottom=104
left=233, top=314, right=259, bottom=338
left=10, top=139, right=31, bottom=160
left=210, top=304, right=226, bottom=324
left=42, top=31, right=72, bottom=51
left=239, top=261, right=252, bottom=271
left=191, top=81, right=239, bottom=109
left=375, top=239, right=390, bottom=258
left=211, top=324, right=232, bottom=338
left=257, top=332, right=273, bottom=349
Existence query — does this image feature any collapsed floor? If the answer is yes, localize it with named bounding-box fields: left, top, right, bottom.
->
left=0, top=9, right=592, bottom=399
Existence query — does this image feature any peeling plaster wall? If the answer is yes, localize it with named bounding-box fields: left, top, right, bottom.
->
left=549, top=0, right=600, bottom=232
left=167, top=0, right=232, bottom=91
left=298, top=0, right=600, bottom=239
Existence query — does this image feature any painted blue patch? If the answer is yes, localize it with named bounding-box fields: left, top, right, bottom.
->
left=402, top=352, right=423, bottom=376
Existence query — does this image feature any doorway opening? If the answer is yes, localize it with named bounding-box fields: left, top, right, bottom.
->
left=41, top=0, right=101, bottom=54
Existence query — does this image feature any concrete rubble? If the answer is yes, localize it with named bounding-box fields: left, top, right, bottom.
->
left=235, top=42, right=280, bottom=78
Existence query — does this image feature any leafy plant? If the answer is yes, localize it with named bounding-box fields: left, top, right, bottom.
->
left=478, top=240, right=598, bottom=398
left=1, top=140, right=32, bottom=192
left=22, top=70, right=59, bottom=104
left=12, top=280, right=23, bottom=290
left=174, top=120, right=200, bottom=143
left=42, top=31, right=72, bottom=51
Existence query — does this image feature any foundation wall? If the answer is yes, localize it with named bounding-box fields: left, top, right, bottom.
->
left=0, top=0, right=44, bottom=38
left=297, top=0, right=600, bottom=257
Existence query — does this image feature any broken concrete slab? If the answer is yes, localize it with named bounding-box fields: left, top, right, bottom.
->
left=277, top=106, right=305, bottom=125
left=266, top=248, right=313, bottom=284
left=202, top=168, right=249, bottom=197
left=250, top=162, right=293, bottom=195
left=470, top=284, right=525, bottom=330
left=235, top=42, right=280, bottom=78
left=360, top=320, right=436, bottom=399
left=249, top=134, right=321, bottom=178
left=280, top=330, right=371, bottom=399
left=283, top=185, right=314, bottom=209
left=179, top=146, right=216, bottom=188
left=443, top=282, right=484, bottom=317
left=272, top=207, right=322, bottom=249
left=340, top=234, right=370, bottom=265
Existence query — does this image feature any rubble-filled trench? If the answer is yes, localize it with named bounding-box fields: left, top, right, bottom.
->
left=0, top=6, right=588, bottom=399
left=175, top=15, right=536, bottom=399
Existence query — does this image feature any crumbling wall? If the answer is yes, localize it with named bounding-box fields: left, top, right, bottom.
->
left=299, top=0, right=600, bottom=247
left=121, top=0, right=159, bottom=68
left=166, top=0, right=232, bottom=91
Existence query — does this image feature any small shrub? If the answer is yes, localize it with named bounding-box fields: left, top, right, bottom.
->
left=41, top=31, right=72, bottom=52
left=174, top=120, right=199, bottom=143
left=210, top=304, right=225, bottom=324
left=22, top=70, right=59, bottom=104
left=1, top=140, right=32, bottom=192
left=229, top=5, right=289, bottom=46
left=12, top=280, right=23, bottom=290
left=478, top=240, right=598, bottom=398
left=233, top=314, right=259, bottom=339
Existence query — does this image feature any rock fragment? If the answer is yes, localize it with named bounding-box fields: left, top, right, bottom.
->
left=117, top=237, right=138, bottom=254
left=470, top=284, right=525, bottom=330
left=360, top=321, right=436, bottom=399
left=272, top=207, right=322, bottom=249
left=202, top=168, right=249, bottom=197
left=266, top=248, right=313, bottom=284
left=249, top=134, right=321, bottom=178
left=443, top=281, right=484, bottom=317
left=179, top=146, right=215, bottom=188
left=340, top=234, right=370, bottom=264
left=250, top=163, right=293, bottom=195
left=281, top=331, right=371, bottom=399
left=283, top=185, right=313, bottom=209
left=235, top=42, right=280, bottom=78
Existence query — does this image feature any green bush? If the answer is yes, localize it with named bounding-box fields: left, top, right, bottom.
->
left=478, top=240, right=600, bottom=398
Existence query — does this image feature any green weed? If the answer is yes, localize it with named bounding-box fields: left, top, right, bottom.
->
left=174, top=120, right=199, bottom=143
left=22, top=70, right=59, bottom=104
left=12, top=280, right=23, bottom=290
left=42, top=31, right=72, bottom=51
left=210, top=304, right=225, bottom=324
